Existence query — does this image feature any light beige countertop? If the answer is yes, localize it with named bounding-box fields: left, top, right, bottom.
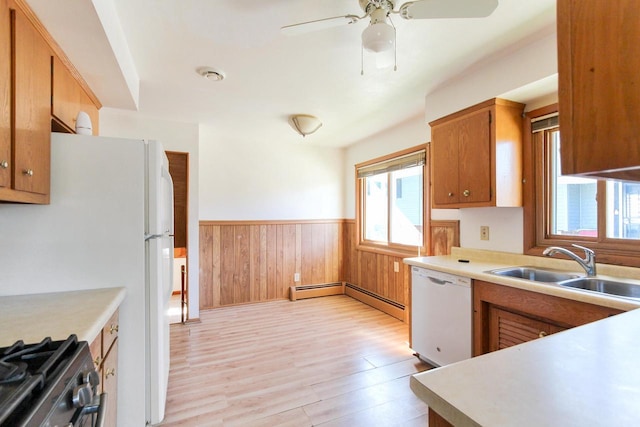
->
left=410, top=308, right=640, bottom=426
left=404, top=247, right=640, bottom=311
left=406, top=248, right=640, bottom=425
left=0, top=287, right=126, bottom=347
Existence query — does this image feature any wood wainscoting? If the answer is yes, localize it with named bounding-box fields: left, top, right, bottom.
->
left=199, top=220, right=344, bottom=310
left=199, top=219, right=460, bottom=318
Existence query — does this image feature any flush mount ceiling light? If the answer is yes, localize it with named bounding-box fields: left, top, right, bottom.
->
left=197, top=67, right=225, bottom=81
left=288, top=114, right=322, bottom=137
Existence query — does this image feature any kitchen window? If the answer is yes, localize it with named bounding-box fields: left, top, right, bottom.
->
left=355, top=145, right=428, bottom=255
left=524, top=105, right=640, bottom=266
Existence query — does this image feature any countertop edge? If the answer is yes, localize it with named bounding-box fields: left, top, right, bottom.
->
left=403, top=253, right=640, bottom=311
left=0, top=287, right=127, bottom=347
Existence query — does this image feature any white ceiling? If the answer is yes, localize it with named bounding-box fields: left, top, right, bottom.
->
left=26, top=0, right=557, bottom=147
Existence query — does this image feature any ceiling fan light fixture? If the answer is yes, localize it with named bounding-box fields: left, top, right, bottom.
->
left=362, top=21, right=395, bottom=53
left=288, top=114, right=322, bottom=137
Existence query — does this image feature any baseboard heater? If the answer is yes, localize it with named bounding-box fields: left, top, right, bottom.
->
left=344, top=283, right=405, bottom=321
left=289, top=282, right=345, bottom=301
left=289, top=282, right=405, bottom=322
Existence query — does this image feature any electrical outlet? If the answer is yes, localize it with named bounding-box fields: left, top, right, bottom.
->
left=480, top=226, right=490, bottom=241
left=393, top=261, right=400, bottom=272
left=294, top=273, right=300, bottom=282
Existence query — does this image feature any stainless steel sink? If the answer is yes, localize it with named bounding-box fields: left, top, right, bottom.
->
left=558, top=277, right=640, bottom=300
left=488, top=266, right=582, bottom=283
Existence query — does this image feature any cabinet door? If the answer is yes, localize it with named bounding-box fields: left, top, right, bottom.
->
left=431, top=121, right=459, bottom=205
left=12, top=5, right=50, bottom=195
left=489, top=306, right=565, bottom=352
left=457, top=109, right=491, bottom=204
left=52, top=56, right=99, bottom=135
left=558, top=0, right=640, bottom=179
left=102, top=339, right=118, bottom=427
left=0, top=0, right=9, bottom=189
left=52, top=55, right=81, bottom=131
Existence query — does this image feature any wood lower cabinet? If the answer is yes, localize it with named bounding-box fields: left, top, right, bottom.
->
left=558, top=0, right=640, bottom=181
left=430, top=98, right=524, bottom=208
left=89, top=310, right=119, bottom=426
left=489, top=305, right=566, bottom=352
left=473, top=280, right=623, bottom=356
left=102, top=339, right=118, bottom=427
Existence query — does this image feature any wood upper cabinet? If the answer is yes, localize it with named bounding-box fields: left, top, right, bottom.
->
left=430, top=98, right=524, bottom=208
left=52, top=55, right=99, bottom=135
left=473, top=280, right=623, bottom=356
left=558, top=0, right=640, bottom=181
left=0, top=0, right=51, bottom=203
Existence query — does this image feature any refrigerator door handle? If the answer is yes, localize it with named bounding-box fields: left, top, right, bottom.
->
left=145, top=233, right=164, bottom=241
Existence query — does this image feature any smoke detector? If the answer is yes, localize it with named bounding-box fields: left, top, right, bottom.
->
left=197, top=67, right=225, bottom=81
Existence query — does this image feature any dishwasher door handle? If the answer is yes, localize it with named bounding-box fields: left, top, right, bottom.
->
left=426, top=276, right=453, bottom=285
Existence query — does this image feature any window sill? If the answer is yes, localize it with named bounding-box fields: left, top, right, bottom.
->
left=356, top=243, right=423, bottom=258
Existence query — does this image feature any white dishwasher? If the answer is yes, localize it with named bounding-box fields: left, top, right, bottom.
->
left=411, top=266, right=472, bottom=366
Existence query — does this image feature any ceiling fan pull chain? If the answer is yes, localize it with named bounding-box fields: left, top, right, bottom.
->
left=390, top=16, right=398, bottom=71
left=361, top=43, right=365, bottom=75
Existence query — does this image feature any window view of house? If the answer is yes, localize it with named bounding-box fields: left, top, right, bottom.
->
left=549, top=129, right=598, bottom=237
left=607, top=181, right=640, bottom=239
left=547, top=127, right=640, bottom=241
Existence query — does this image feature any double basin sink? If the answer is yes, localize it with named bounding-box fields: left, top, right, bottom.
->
left=488, top=266, right=640, bottom=300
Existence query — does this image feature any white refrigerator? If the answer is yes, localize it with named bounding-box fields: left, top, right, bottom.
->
left=0, top=133, right=174, bottom=426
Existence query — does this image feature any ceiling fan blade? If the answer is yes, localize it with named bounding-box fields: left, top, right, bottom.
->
left=400, top=0, right=499, bottom=19
left=281, top=15, right=361, bottom=36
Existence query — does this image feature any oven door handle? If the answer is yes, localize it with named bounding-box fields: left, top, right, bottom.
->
left=80, top=392, right=107, bottom=427
left=95, top=393, right=108, bottom=427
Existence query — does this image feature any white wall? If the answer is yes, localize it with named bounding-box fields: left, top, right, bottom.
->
left=99, top=108, right=201, bottom=319
left=199, top=124, right=344, bottom=220
left=344, top=30, right=558, bottom=255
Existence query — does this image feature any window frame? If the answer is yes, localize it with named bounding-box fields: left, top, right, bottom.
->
left=523, top=104, right=640, bottom=267
left=355, top=144, right=430, bottom=257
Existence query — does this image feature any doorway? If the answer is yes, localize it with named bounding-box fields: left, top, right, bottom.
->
left=166, top=151, right=189, bottom=324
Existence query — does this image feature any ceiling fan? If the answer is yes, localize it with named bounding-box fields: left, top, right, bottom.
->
left=281, top=0, right=499, bottom=72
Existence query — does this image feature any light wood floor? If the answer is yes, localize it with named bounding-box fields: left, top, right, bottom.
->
left=161, top=295, right=432, bottom=426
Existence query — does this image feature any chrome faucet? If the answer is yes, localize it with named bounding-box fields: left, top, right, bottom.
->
left=543, top=244, right=597, bottom=277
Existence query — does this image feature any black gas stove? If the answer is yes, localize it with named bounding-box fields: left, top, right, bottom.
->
left=0, top=335, right=106, bottom=427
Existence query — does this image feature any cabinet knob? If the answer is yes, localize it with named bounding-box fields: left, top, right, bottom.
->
left=0, top=160, right=7, bottom=169
left=23, top=169, right=34, bottom=177
left=109, top=324, right=119, bottom=334
left=463, top=189, right=471, bottom=197
left=105, top=368, right=116, bottom=378
left=448, top=192, right=454, bottom=197
left=93, top=356, right=102, bottom=367
left=538, top=331, right=548, bottom=338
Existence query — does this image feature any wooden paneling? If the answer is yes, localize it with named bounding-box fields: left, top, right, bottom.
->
left=430, top=220, right=460, bottom=256
left=200, top=219, right=460, bottom=316
left=199, top=220, right=345, bottom=310
left=166, top=151, right=188, bottom=250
